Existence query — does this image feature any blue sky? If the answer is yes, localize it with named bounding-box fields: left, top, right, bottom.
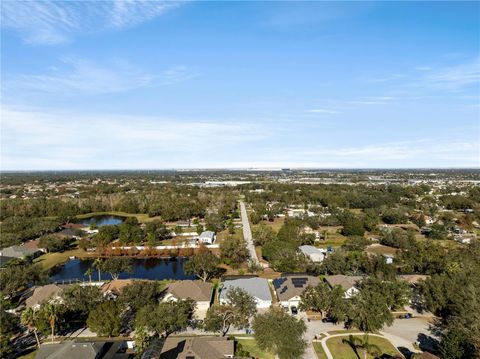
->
left=1, top=1, right=479, bottom=170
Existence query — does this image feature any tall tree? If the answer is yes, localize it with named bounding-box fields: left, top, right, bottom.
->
left=219, top=236, right=250, bottom=268
left=183, top=250, right=220, bottom=282
left=348, top=286, right=393, bottom=359
left=135, top=299, right=195, bottom=338
left=253, top=307, right=307, bottom=359
left=87, top=301, right=122, bottom=337
left=203, top=287, right=257, bottom=336
left=99, top=257, right=133, bottom=280
left=43, top=303, right=60, bottom=343
left=21, top=308, right=40, bottom=347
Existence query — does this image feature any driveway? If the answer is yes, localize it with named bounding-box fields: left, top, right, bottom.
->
left=239, top=201, right=259, bottom=264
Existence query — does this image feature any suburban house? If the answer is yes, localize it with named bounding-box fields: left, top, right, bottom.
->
left=273, top=275, right=320, bottom=311
left=163, top=280, right=213, bottom=319
left=299, top=245, right=326, bottom=262
left=101, top=279, right=134, bottom=299
left=160, top=336, right=234, bottom=359
left=0, top=245, right=42, bottom=259
left=324, top=275, right=363, bottom=298
left=35, top=339, right=130, bottom=359
left=219, top=277, right=272, bottom=309
left=26, top=284, right=66, bottom=310
left=198, top=231, right=216, bottom=244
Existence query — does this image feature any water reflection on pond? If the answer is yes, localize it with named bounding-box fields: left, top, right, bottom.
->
left=49, top=257, right=194, bottom=282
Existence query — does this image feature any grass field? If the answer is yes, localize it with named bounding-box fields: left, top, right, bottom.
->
left=236, top=338, right=275, bottom=359
left=365, top=244, right=398, bottom=256
left=253, top=217, right=285, bottom=233
left=313, top=342, right=328, bottom=359
left=216, top=227, right=244, bottom=244
left=325, top=335, right=399, bottom=359
left=33, top=248, right=95, bottom=270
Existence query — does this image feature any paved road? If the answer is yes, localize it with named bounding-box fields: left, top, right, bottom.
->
left=239, top=201, right=259, bottom=264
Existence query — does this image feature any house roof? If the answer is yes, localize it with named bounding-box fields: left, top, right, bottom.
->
left=299, top=245, right=325, bottom=256
left=219, top=277, right=272, bottom=302
left=160, top=337, right=234, bottom=359
left=35, top=340, right=106, bottom=359
left=23, top=239, right=42, bottom=250
left=166, top=280, right=213, bottom=302
left=199, top=231, right=215, bottom=239
left=398, top=274, right=429, bottom=285
left=26, top=284, right=66, bottom=308
left=273, top=275, right=320, bottom=301
left=0, top=245, right=40, bottom=258
left=101, top=279, right=134, bottom=296
left=324, top=275, right=363, bottom=291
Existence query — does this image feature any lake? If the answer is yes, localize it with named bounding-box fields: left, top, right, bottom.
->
left=78, top=215, right=125, bottom=227
left=49, top=258, right=195, bottom=282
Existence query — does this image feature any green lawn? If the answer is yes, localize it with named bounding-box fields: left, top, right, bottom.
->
left=17, top=350, right=37, bottom=359
left=33, top=248, right=95, bottom=270
left=236, top=338, right=275, bottom=359
left=313, top=342, right=328, bottom=359
left=326, top=335, right=399, bottom=359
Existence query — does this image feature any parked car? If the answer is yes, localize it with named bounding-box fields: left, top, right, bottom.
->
left=291, top=306, right=298, bottom=315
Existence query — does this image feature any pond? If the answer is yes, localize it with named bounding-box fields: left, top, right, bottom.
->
left=49, top=258, right=195, bottom=283
left=78, top=215, right=125, bottom=227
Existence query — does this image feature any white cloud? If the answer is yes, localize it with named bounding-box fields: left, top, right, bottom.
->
left=419, top=58, right=480, bottom=92
left=0, top=0, right=181, bottom=45
left=5, top=58, right=198, bottom=95
left=305, top=109, right=340, bottom=114
left=0, top=107, right=266, bottom=170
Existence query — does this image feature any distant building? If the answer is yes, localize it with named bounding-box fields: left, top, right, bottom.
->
left=26, top=284, right=67, bottom=310
left=0, top=245, right=42, bottom=259
left=101, top=279, right=134, bottom=299
left=160, top=336, right=234, bottom=359
left=299, top=245, right=326, bottom=262
left=164, top=280, right=213, bottom=319
left=273, top=275, right=320, bottom=310
left=324, top=275, right=363, bottom=298
left=198, top=231, right=216, bottom=244
left=219, top=277, right=272, bottom=309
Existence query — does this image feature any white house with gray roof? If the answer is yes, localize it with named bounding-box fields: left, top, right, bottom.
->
left=299, top=245, right=326, bottom=262
left=219, top=277, right=272, bottom=309
left=198, top=231, right=216, bottom=244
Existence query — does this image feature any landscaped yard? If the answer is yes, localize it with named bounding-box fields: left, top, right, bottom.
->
left=313, top=342, right=328, bottom=359
left=33, top=248, right=95, bottom=270
left=236, top=338, right=275, bottom=359
left=325, top=335, right=399, bottom=359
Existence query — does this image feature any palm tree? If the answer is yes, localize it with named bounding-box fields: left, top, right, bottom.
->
left=43, top=304, right=59, bottom=344
left=93, top=258, right=103, bottom=281
left=84, top=267, right=93, bottom=283
left=21, top=308, right=40, bottom=348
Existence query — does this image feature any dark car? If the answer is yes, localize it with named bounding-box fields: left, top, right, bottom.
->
left=291, top=306, right=298, bottom=315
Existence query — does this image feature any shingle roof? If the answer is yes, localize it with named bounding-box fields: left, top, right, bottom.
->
left=273, top=275, right=320, bottom=301
left=0, top=245, right=40, bottom=258
left=324, top=275, right=363, bottom=291
left=219, top=277, right=272, bottom=302
left=35, top=340, right=105, bottom=359
left=166, top=280, right=213, bottom=302
left=160, top=337, right=234, bottom=359
left=101, top=279, right=134, bottom=296
left=26, top=284, right=66, bottom=308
